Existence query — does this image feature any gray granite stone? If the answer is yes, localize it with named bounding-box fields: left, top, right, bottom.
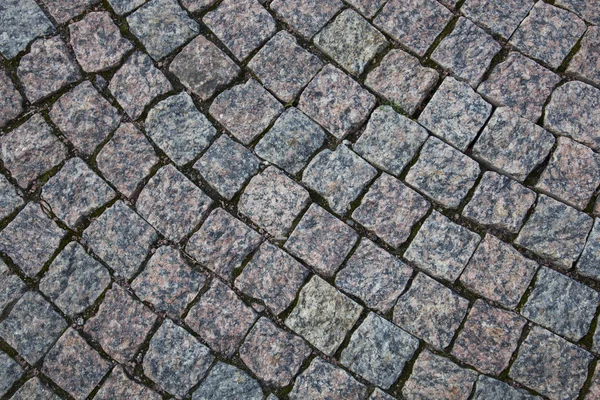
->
left=354, top=106, right=429, bottom=176
left=418, top=77, right=491, bottom=151
left=181, top=0, right=217, bottom=12
left=369, top=389, right=396, bottom=400
left=461, top=0, right=534, bottom=39
left=556, top=0, right=600, bottom=24
left=345, top=0, right=388, bottom=18
left=144, top=319, right=213, bottom=397
left=10, top=377, right=61, bottom=400
left=285, top=276, right=362, bottom=355
left=299, top=64, right=376, bottom=139
left=393, top=273, right=468, bottom=349
left=587, top=364, right=600, bottom=399
left=0, top=70, right=23, bottom=128
left=405, top=210, right=481, bottom=282
left=40, top=0, right=99, bottom=24
left=472, top=375, right=541, bottom=400
left=192, top=362, right=263, bottom=400
left=95, top=366, right=161, bottom=400
left=568, top=26, right=600, bottom=87
left=0, top=260, right=25, bottom=314
left=107, top=0, right=146, bottom=14
left=0, top=351, right=21, bottom=397
left=0, top=174, right=23, bottom=220
left=578, top=219, right=600, bottom=281
left=270, top=0, right=343, bottom=39
left=0, top=0, right=54, bottom=59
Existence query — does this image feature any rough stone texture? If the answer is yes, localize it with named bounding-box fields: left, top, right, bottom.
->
left=418, top=77, right=491, bottom=151
left=336, top=238, right=413, bottom=313
left=405, top=211, right=481, bottom=282
left=515, top=195, right=593, bottom=269
left=0, top=175, right=22, bottom=221
left=556, top=0, right=600, bottom=24
left=464, top=171, right=536, bottom=233
left=137, top=164, right=213, bottom=241
left=109, top=51, right=172, bottom=120
left=460, top=235, right=538, bottom=309
left=210, top=79, right=283, bottom=145
left=478, top=52, right=561, bottom=122
left=248, top=31, right=323, bottom=103
left=192, top=362, right=264, bottom=400
left=0, top=260, right=26, bottom=314
left=203, top=0, right=276, bottom=61
left=69, top=12, right=132, bottom=72
left=107, top=0, right=146, bottom=15
left=406, top=137, right=480, bottom=208
left=0, top=0, right=54, bottom=59
left=568, top=26, right=600, bottom=86
left=180, top=0, right=217, bottom=12
left=345, top=0, right=388, bottom=18
left=239, top=166, right=310, bottom=238
left=510, top=2, right=586, bottom=69
left=285, top=204, right=357, bottom=277
left=393, top=273, right=469, bottom=349
left=588, top=364, right=600, bottom=400
left=509, top=326, right=593, bottom=400
left=522, top=267, right=599, bottom=341
left=341, top=312, right=419, bottom=389
left=186, top=208, right=262, bottom=280
left=95, top=366, right=161, bottom=400
left=353, top=173, right=430, bottom=247
left=578, top=219, right=600, bottom=280
left=85, top=285, right=157, bottom=363
left=354, top=106, right=429, bottom=176
left=461, top=0, right=534, bottom=39
left=143, top=319, right=213, bottom=397
left=299, top=64, right=376, bottom=139
left=285, top=276, right=362, bottom=355
left=11, top=377, right=62, bottom=400
left=270, top=0, right=343, bottom=39
left=0, top=70, right=23, bottom=128
left=42, top=157, right=115, bottom=228
left=472, top=375, right=541, bottom=400
left=185, top=280, right=257, bottom=357
left=127, top=0, right=199, bottom=60
left=365, top=49, right=439, bottom=115
left=370, top=389, right=397, bottom=400
left=169, top=35, right=240, bottom=101
left=472, top=107, right=556, bottom=182
left=0, top=351, right=22, bottom=397
left=235, top=242, right=308, bottom=314
left=0, top=292, right=66, bottom=364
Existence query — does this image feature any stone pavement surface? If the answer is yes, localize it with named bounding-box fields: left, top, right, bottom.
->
left=0, top=0, right=599, bottom=399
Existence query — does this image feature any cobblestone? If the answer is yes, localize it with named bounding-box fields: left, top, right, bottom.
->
left=11, top=377, right=61, bottom=400
left=578, top=219, right=600, bottom=280
left=0, top=260, right=25, bottom=314
left=96, top=366, right=161, bottom=400
left=0, top=0, right=54, bottom=59
left=0, top=351, right=21, bottom=397
left=568, top=26, right=600, bottom=86
left=192, top=362, right=264, bottom=400
left=461, top=0, right=534, bottom=39
left=0, top=70, right=23, bottom=128
left=270, top=0, right=343, bottom=39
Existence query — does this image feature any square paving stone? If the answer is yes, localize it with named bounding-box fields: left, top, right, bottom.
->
left=452, top=300, right=526, bottom=375
left=405, top=137, right=480, bottom=208
left=109, top=51, right=172, bottom=120
left=0, top=70, right=23, bottom=128
left=460, top=235, right=538, bottom=309
left=285, top=276, right=362, bottom=355
left=49, top=81, right=121, bottom=154
left=107, top=0, right=146, bottom=15
left=132, top=246, right=207, bottom=317
left=248, top=31, right=323, bottom=103
left=185, top=280, right=257, bottom=357
left=145, top=92, right=216, bottom=166
left=522, top=267, right=599, bottom=341
left=299, top=64, right=376, bottom=139
left=431, top=18, right=501, bottom=88
left=353, top=173, right=430, bottom=248
left=84, top=200, right=157, bottom=279
left=0, top=292, right=66, bottom=364
left=239, top=166, right=310, bottom=238
left=510, top=2, right=585, bottom=69
left=186, top=208, right=262, bottom=280
left=11, top=377, right=61, bottom=400
left=169, top=36, right=240, bottom=101
left=137, top=164, right=213, bottom=241
left=239, top=317, right=311, bottom=387
left=39, top=242, right=110, bottom=316
left=341, top=312, right=419, bottom=389
left=405, top=210, right=481, bottom=282
left=393, top=273, right=469, bottom=349
left=515, top=195, right=593, bottom=269
left=96, top=123, right=159, bottom=198
left=578, top=219, right=600, bottom=280
left=509, top=325, right=593, bottom=400
left=0, top=260, right=26, bottom=314
left=203, top=0, right=276, bottom=61
left=472, top=375, right=541, bottom=400
left=568, top=26, right=600, bottom=86
left=345, top=0, right=388, bottom=18
left=40, top=0, right=99, bottom=24
left=463, top=171, right=536, bottom=233
left=16, top=36, right=81, bottom=103
left=143, top=319, right=213, bottom=397
left=127, top=0, right=199, bottom=61
left=478, top=52, right=561, bottom=122
left=314, top=10, right=388, bottom=77
left=43, top=328, right=111, bottom=400
left=472, top=107, right=556, bottom=182
left=556, top=0, right=600, bottom=25
left=209, top=79, right=283, bottom=145
left=0, top=174, right=22, bottom=221
left=69, top=12, right=133, bottom=72
left=461, top=0, right=534, bottom=39
left=194, top=135, right=260, bottom=200
left=192, top=362, right=264, bottom=400
left=0, top=114, right=68, bottom=189
left=303, top=145, right=377, bottom=215
left=0, top=351, right=22, bottom=397
left=365, top=49, right=439, bottom=115
left=254, top=108, right=326, bottom=175
left=418, top=77, right=491, bottom=151
left=374, top=0, right=453, bottom=56
left=270, top=0, right=343, bottom=39
left=85, top=284, right=157, bottom=363
left=0, top=0, right=54, bottom=59
left=336, top=238, right=413, bottom=313
left=285, top=204, right=357, bottom=277
left=42, top=157, right=115, bottom=228
left=0, top=203, right=64, bottom=276
left=235, top=242, right=308, bottom=314
left=288, top=357, right=367, bottom=400
left=354, top=106, right=429, bottom=176
left=95, top=366, right=161, bottom=400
